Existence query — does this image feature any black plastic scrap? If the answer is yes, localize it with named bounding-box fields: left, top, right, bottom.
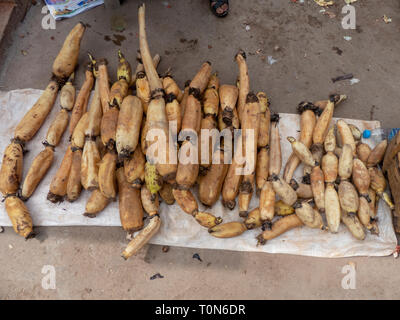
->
left=150, top=273, right=164, bottom=280
left=192, top=253, right=202, bottom=262
left=332, top=73, right=353, bottom=83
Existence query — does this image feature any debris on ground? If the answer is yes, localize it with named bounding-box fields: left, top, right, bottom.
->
left=21, top=50, right=27, bottom=56
left=350, top=78, right=360, bottom=85
left=344, top=36, right=352, bottom=41
left=383, top=15, right=392, bottom=24
left=8, top=244, right=13, bottom=249
left=323, top=10, right=336, bottom=18
left=332, top=73, right=353, bottom=83
left=314, top=0, right=334, bottom=7
left=245, top=25, right=251, bottom=31
left=162, top=246, right=169, bottom=253
left=332, top=46, right=343, bottom=55
left=126, top=233, right=134, bottom=241
left=150, top=273, right=164, bottom=280
left=268, top=56, right=278, bottom=65
left=192, top=253, right=202, bottom=262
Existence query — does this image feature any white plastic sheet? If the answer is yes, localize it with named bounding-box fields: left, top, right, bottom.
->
left=0, top=89, right=397, bottom=257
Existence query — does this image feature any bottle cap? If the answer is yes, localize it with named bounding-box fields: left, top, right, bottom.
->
left=363, top=129, right=371, bottom=139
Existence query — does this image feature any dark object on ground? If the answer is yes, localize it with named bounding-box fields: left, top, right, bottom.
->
left=150, top=273, right=164, bottom=280
left=331, top=74, right=353, bottom=83
left=210, top=0, right=229, bottom=18
left=162, top=246, right=169, bottom=252
left=192, top=253, right=203, bottom=262
left=332, top=46, right=343, bottom=55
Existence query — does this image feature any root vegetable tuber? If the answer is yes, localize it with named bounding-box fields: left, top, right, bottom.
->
left=59, top=73, right=76, bottom=111
left=5, top=195, right=34, bottom=239
left=294, top=201, right=325, bottom=229
left=337, top=120, right=356, bottom=155
left=321, top=151, right=338, bottom=184
left=69, top=67, right=94, bottom=136
left=287, top=136, right=318, bottom=167
left=238, top=92, right=260, bottom=216
left=81, top=139, right=101, bottom=190
left=259, top=181, right=275, bottom=221
left=70, top=112, right=89, bottom=150
left=0, top=141, right=23, bottom=196
left=356, top=143, right=371, bottom=165
left=367, top=140, right=387, bottom=168
left=255, top=146, right=269, bottom=194
left=193, top=211, right=222, bottom=228
left=98, top=59, right=111, bottom=114
left=283, top=106, right=316, bottom=183
left=158, top=182, right=175, bottom=205
left=83, top=188, right=110, bottom=217
left=14, top=81, right=59, bottom=142
left=122, top=215, right=161, bottom=260
left=98, top=150, right=117, bottom=199
left=52, top=22, right=85, bottom=81
left=274, top=200, right=295, bottom=216
left=310, top=166, right=325, bottom=212
left=45, top=109, right=69, bottom=147
left=268, top=115, right=281, bottom=177
left=116, top=95, right=143, bottom=159
left=124, top=147, right=145, bottom=188
left=136, top=71, right=151, bottom=113
left=209, top=221, right=247, bottom=238
left=139, top=4, right=177, bottom=182
left=66, top=148, right=82, bottom=202
left=338, top=144, right=353, bottom=180
left=117, top=49, right=132, bottom=84
left=219, top=85, right=238, bottom=127
left=271, top=174, right=297, bottom=206
left=117, top=167, right=144, bottom=233
left=341, top=211, right=365, bottom=240
left=324, top=184, right=341, bottom=233
left=235, top=50, right=249, bottom=122
left=352, top=158, right=370, bottom=200
left=141, top=184, right=159, bottom=216
left=244, top=208, right=263, bottom=229
left=21, top=146, right=54, bottom=200
left=203, top=73, right=219, bottom=117
left=257, top=214, right=303, bottom=244
left=198, top=149, right=229, bottom=206
left=172, top=187, right=198, bottom=215
left=163, top=75, right=183, bottom=103
left=47, top=144, right=73, bottom=203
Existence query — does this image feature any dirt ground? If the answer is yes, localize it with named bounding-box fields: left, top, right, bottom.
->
left=1, top=0, right=400, bottom=300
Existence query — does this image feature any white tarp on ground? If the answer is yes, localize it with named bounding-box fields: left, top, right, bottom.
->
left=0, top=89, right=397, bottom=258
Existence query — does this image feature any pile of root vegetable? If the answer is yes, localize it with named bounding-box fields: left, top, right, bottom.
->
left=0, top=4, right=393, bottom=260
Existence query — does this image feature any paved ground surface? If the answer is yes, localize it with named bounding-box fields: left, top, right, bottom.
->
left=1, top=0, right=400, bottom=300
